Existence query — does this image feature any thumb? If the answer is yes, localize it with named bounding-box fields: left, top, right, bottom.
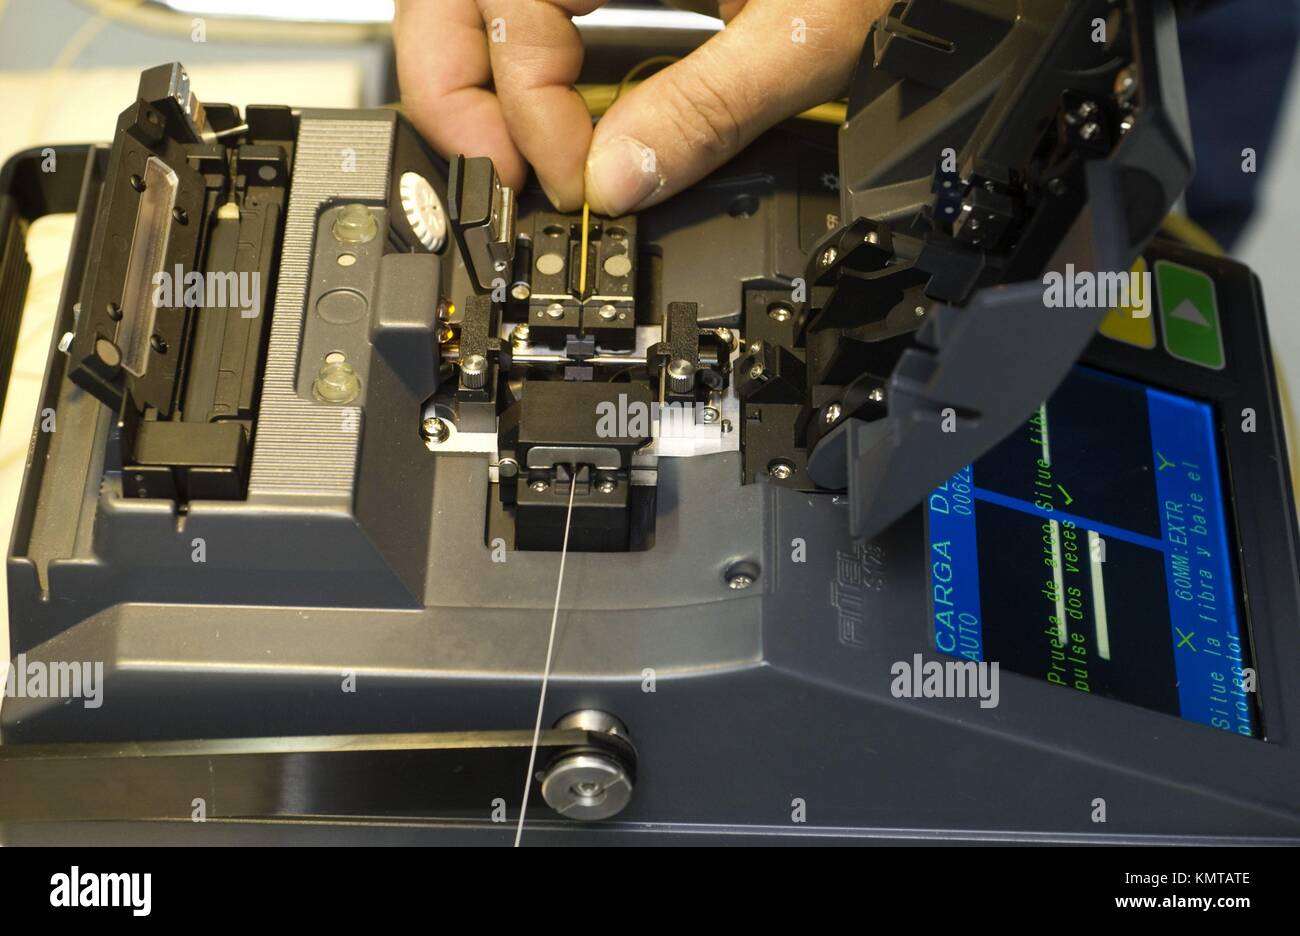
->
left=584, top=0, right=883, bottom=216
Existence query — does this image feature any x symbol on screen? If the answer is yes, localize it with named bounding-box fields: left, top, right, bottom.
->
left=1175, top=628, right=1197, bottom=651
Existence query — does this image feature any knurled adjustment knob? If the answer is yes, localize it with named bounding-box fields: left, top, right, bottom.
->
left=666, top=358, right=696, bottom=394
left=460, top=353, right=488, bottom=389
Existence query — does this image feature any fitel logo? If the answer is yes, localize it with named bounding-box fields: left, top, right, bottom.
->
left=49, top=867, right=151, bottom=917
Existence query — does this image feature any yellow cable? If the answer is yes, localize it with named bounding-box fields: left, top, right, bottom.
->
left=394, top=62, right=847, bottom=125
left=577, top=58, right=679, bottom=239
left=576, top=82, right=846, bottom=126
left=1160, top=212, right=1224, bottom=256
left=615, top=55, right=679, bottom=103
left=579, top=201, right=591, bottom=294
left=1275, top=361, right=1300, bottom=500
left=799, top=100, right=849, bottom=125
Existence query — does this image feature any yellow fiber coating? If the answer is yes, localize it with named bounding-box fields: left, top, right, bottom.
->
left=579, top=201, right=591, bottom=296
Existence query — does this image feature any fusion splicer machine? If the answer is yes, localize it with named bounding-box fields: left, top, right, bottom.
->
left=1, top=0, right=1298, bottom=844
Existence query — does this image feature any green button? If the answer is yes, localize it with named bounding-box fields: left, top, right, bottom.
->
left=1156, top=260, right=1224, bottom=369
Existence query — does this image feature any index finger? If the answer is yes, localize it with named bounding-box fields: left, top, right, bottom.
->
left=394, top=0, right=529, bottom=190
left=480, top=0, right=604, bottom=210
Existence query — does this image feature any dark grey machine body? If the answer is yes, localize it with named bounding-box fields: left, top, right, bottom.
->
left=4, top=1, right=1300, bottom=844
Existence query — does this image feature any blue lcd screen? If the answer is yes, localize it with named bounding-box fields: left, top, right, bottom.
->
left=926, top=367, right=1256, bottom=737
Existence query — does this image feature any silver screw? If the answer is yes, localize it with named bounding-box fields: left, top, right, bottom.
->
left=511, top=283, right=531, bottom=301
left=914, top=305, right=926, bottom=317
left=869, top=387, right=885, bottom=403
left=1114, top=68, right=1135, bottom=99
left=824, top=402, right=842, bottom=425
left=530, top=479, right=548, bottom=492
left=820, top=247, right=837, bottom=268
left=727, top=572, right=755, bottom=590
left=421, top=416, right=450, bottom=444
left=511, top=324, right=530, bottom=345
left=768, top=304, right=792, bottom=323
left=599, top=304, right=618, bottom=321
left=700, top=406, right=720, bottom=425
left=546, top=302, right=565, bottom=319
left=768, top=461, right=793, bottom=480
left=596, top=477, right=616, bottom=494
left=1080, top=121, right=1100, bottom=141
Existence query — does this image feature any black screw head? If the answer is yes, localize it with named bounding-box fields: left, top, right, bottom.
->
left=172, top=207, right=188, bottom=225
left=150, top=334, right=168, bottom=354
left=106, top=302, right=122, bottom=321
left=129, top=174, right=146, bottom=193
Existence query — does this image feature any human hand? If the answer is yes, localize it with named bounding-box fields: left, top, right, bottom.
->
left=395, top=0, right=887, bottom=215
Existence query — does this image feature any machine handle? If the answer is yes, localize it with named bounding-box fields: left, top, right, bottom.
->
left=0, top=144, right=100, bottom=420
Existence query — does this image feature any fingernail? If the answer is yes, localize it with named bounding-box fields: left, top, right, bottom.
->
left=586, top=136, right=663, bottom=215
left=540, top=179, right=562, bottom=211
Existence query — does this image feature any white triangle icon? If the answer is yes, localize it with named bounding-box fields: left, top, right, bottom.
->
left=1169, top=298, right=1210, bottom=328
